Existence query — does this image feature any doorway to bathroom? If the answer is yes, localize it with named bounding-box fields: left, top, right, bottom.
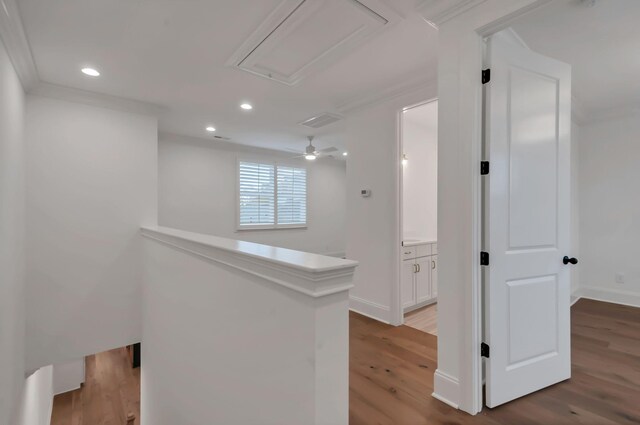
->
left=399, top=99, right=438, bottom=335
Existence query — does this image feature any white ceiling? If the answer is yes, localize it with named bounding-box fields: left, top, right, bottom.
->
left=17, top=0, right=439, bottom=153
left=512, top=0, right=640, bottom=118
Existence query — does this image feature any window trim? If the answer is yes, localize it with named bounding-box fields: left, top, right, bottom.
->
left=236, top=157, right=309, bottom=231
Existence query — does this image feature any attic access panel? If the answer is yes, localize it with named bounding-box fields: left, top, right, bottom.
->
left=227, top=0, right=399, bottom=86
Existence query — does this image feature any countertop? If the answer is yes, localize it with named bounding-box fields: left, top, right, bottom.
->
left=402, top=239, right=437, bottom=247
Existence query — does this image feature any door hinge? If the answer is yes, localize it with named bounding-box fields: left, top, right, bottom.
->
left=481, top=342, right=490, bottom=358
left=480, top=161, right=490, bottom=175
left=480, top=251, right=489, bottom=266
left=482, top=69, right=491, bottom=84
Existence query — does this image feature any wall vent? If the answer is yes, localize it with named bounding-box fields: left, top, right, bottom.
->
left=299, top=113, right=342, bottom=128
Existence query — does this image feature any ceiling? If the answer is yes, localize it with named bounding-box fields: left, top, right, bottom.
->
left=16, top=0, right=439, bottom=153
left=512, top=0, right=640, bottom=119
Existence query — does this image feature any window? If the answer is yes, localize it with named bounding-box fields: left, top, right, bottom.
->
left=238, top=161, right=307, bottom=229
left=277, top=166, right=307, bottom=225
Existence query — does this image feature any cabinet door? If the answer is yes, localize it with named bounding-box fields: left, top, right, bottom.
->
left=415, top=257, right=432, bottom=304
left=401, top=260, right=416, bottom=309
left=431, top=256, right=438, bottom=298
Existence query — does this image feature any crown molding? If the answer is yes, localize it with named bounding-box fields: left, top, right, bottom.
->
left=417, top=0, right=488, bottom=27
left=1, top=1, right=164, bottom=117
left=336, top=71, right=437, bottom=115
left=0, top=0, right=38, bottom=90
left=30, top=81, right=165, bottom=117
left=160, top=131, right=300, bottom=157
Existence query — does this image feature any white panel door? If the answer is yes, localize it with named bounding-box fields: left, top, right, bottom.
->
left=484, top=30, right=573, bottom=408
left=416, top=257, right=432, bottom=304
left=401, top=260, right=416, bottom=309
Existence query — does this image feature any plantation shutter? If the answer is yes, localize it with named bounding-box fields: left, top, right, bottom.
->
left=277, top=166, right=307, bottom=225
left=238, top=162, right=275, bottom=226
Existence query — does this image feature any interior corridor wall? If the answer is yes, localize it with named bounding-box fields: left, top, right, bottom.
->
left=577, top=112, right=640, bottom=306
left=402, top=100, right=438, bottom=241
left=25, top=96, right=158, bottom=371
left=158, top=133, right=346, bottom=255
left=570, top=121, right=580, bottom=295
left=13, top=366, right=53, bottom=425
left=345, top=83, right=436, bottom=324
left=0, top=37, right=26, bottom=425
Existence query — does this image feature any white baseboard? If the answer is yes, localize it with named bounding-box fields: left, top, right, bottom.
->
left=570, top=293, right=581, bottom=306
left=432, top=369, right=460, bottom=409
left=54, top=383, right=81, bottom=396
left=349, top=296, right=390, bottom=324
left=573, top=286, right=640, bottom=309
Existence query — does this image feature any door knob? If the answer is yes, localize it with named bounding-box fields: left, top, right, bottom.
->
left=563, top=256, right=578, bottom=265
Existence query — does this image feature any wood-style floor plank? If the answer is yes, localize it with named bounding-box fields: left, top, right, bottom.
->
left=350, top=298, right=640, bottom=424
left=50, top=299, right=640, bottom=424
left=50, top=347, right=140, bottom=425
left=404, top=303, right=438, bottom=335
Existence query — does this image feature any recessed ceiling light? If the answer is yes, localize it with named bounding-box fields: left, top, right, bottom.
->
left=206, top=126, right=216, bottom=132
left=342, top=152, right=348, bottom=156
left=81, top=67, right=100, bottom=77
left=240, top=103, right=253, bottom=110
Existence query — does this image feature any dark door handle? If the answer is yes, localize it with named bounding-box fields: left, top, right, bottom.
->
left=563, top=256, right=578, bottom=265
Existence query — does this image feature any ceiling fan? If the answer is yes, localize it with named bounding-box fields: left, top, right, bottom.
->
left=288, top=136, right=338, bottom=161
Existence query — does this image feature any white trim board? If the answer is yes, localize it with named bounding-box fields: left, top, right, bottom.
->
left=432, top=370, right=461, bottom=409
left=349, top=296, right=391, bottom=324
left=30, top=82, right=164, bottom=117
left=337, top=73, right=437, bottom=115
left=572, top=286, right=640, bottom=309
left=434, top=0, right=556, bottom=415
left=0, top=0, right=38, bottom=90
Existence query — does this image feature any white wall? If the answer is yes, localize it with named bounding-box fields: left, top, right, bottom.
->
left=0, top=37, right=26, bottom=425
left=52, top=358, right=85, bottom=395
left=141, top=229, right=352, bottom=425
left=13, top=366, right=53, bottom=425
left=570, top=121, right=580, bottom=294
left=158, top=133, right=346, bottom=255
left=25, top=96, right=158, bottom=371
left=346, top=84, right=436, bottom=324
left=402, top=100, right=438, bottom=241
left=577, top=112, right=640, bottom=305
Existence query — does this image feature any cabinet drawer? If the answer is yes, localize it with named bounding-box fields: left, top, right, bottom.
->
left=416, top=244, right=431, bottom=258
left=431, top=243, right=437, bottom=255
left=401, top=247, right=416, bottom=260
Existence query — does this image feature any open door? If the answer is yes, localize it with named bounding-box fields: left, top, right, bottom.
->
left=484, top=30, right=573, bottom=408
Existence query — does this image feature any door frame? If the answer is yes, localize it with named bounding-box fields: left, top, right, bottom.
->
left=432, top=0, right=555, bottom=415
left=393, top=97, right=439, bottom=327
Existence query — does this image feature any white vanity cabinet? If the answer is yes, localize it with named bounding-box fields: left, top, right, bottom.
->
left=401, top=241, right=437, bottom=312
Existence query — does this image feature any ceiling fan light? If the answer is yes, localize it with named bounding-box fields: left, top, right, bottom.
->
left=305, top=154, right=317, bottom=160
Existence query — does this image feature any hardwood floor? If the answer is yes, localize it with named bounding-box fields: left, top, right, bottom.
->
left=50, top=299, right=640, bottom=424
left=350, top=298, right=640, bottom=424
left=50, top=347, right=140, bottom=425
left=404, top=303, right=438, bottom=335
